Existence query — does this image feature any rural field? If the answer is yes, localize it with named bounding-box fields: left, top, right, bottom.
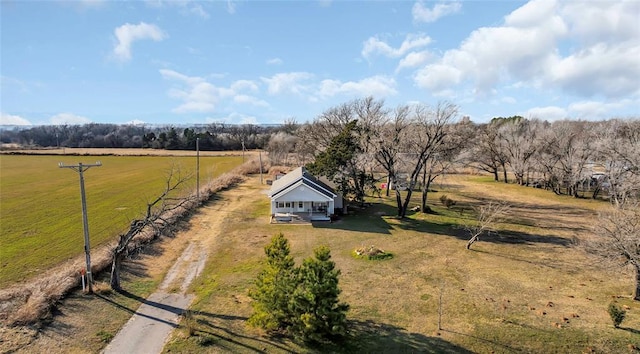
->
left=2, top=170, right=639, bottom=353
left=0, top=151, right=244, bottom=287
left=159, top=174, right=639, bottom=353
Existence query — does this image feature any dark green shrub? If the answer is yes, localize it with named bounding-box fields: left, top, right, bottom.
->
left=249, top=235, right=349, bottom=343
left=608, top=303, right=626, bottom=328
left=289, top=246, right=349, bottom=343
left=248, top=233, right=296, bottom=332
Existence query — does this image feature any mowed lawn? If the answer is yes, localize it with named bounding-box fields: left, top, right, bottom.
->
left=165, top=174, right=640, bottom=353
left=0, top=154, right=243, bottom=287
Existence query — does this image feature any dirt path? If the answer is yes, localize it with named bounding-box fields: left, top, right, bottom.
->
left=1, top=177, right=262, bottom=354
left=101, top=178, right=259, bottom=354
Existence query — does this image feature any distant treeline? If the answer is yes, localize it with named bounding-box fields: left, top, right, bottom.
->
left=0, top=122, right=297, bottom=151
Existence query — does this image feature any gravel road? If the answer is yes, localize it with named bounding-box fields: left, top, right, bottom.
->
left=102, top=242, right=207, bottom=354
left=102, top=181, right=256, bottom=354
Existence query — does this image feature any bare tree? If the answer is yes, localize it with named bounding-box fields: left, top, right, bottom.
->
left=267, top=131, right=297, bottom=166
left=466, top=122, right=509, bottom=182
left=110, top=167, right=194, bottom=290
left=595, top=119, right=640, bottom=206
left=534, top=121, right=595, bottom=197
left=419, top=118, right=473, bottom=212
left=465, top=201, right=510, bottom=250
left=584, top=203, right=640, bottom=300
left=395, top=102, right=458, bottom=218
left=499, top=118, right=539, bottom=185
left=372, top=105, right=410, bottom=197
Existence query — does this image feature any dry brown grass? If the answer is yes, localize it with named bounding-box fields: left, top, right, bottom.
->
left=163, top=173, right=639, bottom=353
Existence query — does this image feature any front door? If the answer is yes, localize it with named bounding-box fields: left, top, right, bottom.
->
left=297, top=201, right=305, bottom=212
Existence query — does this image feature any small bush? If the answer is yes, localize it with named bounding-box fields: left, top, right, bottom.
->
left=192, top=334, right=217, bottom=346
left=354, top=245, right=393, bottom=261
left=608, top=303, right=626, bottom=328
left=96, top=330, right=114, bottom=343
left=439, top=195, right=456, bottom=209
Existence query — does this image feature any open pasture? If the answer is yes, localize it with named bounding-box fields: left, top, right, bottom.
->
left=163, top=174, right=639, bottom=353
left=0, top=153, right=243, bottom=287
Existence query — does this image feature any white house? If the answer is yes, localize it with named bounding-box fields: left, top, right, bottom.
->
left=267, top=167, right=343, bottom=222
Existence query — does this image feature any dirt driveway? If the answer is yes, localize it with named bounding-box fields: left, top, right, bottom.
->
left=3, top=177, right=263, bottom=354
left=102, top=178, right=261, bottom=354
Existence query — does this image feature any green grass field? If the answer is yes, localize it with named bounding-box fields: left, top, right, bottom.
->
left=0, top=154, right=243, bottom=286
left=161, top=175, right=639, bottom=353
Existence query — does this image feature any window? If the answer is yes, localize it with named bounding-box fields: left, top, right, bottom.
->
left=277, top=202, right=284, bottom=208
left=285, top=202, right=291, bottom=208
left=299, top=202, right=303, bottom=208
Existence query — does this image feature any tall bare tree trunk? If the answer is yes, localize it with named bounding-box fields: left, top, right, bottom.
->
left=401, top=182, right=415, bottom=219
left=395, top=187, right=404, bottom=217
left=110, top=253, right=123, bottom=291
left=502, top=165, right=508, bottom=183
left=386, top=175, right=391, bottom=197
left=635, top=263, right=640, bottom=301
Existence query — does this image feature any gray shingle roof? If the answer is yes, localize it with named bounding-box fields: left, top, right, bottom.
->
left=268, top=167, right=336, bottom=199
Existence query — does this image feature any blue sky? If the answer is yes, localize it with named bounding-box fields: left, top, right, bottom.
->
left=1, top=0, right=639, bottom=126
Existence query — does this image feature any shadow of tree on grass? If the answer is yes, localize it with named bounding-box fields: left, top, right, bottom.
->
left=171, top=314, right=474, bottom=354
left=333, top=320, right=474, bottom=354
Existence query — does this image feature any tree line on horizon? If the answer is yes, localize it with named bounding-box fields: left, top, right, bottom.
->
left=0, top=121, right=297, bottom=151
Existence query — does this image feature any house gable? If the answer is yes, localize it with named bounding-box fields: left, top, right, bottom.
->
left=272, top=181, right=333, bottom=202
left=268, top=167, right=337, bottom=200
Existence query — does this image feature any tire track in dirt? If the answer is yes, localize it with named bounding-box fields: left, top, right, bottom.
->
left=102, top=179, right=259, bottom=354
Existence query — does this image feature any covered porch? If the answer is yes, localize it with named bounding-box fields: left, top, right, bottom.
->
left=271, top=200, right=333, bottom=223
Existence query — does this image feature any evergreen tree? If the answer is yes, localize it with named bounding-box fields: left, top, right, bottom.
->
left=306, top=120, right=372, bottom=205
left=248, top=233, right=296, bottom=331
left=288, top=245, right=349, bottom=343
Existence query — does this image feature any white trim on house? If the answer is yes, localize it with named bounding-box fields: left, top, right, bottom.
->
left=267, top=167, right=341, bottom=222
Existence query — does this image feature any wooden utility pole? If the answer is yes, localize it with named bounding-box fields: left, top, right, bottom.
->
left=241, top=138, right=245, bottom=163
left=259, top=150, right=263, bottom=184
left=196, top=137, right=200, bottom=199
left=59, top=161, right=102, bottom=294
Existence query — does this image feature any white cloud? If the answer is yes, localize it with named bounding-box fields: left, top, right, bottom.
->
left=396, top=50, right=431, bottom=72
left=227, top=0, right=236, bottom=14
left=161, top=69, right=220, bottom=113
left=233, top=95, right=269, bottom=107
left=318, top=76, right=397, bottom=98
left=1, top=113, right=32, bottom=125
left=266, top=58, right=284, bottom=65
left=126, top=119, right=146, bottom=125
left=261, top=72, right=314, bottom=95
left=549, top=43, right=640, bottom=98
left=207, top=112, right=257, bottom=125
left=362, top=33, right=432, bottom=59
left=525, top=106, right=567, bottom=121
left=412, top=1, right=461, bottom=23
left=189, top=4, right=210, bottom=19
left=567, top=99, right=636, bottom=120
left=50, top=113, right=92, bottom=125
left=160, top=69, right=266, bottom=113
left=412, top=0, right=640, bottom=101
left=112, top=22, right=166, bottom=62
left=560, top=1, right=640, bottom=45
left=145, top=0, right=210, bottom=18
left=414, top=63, right=463, bottom=94
left=231, top=80, right=259, bottom=92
